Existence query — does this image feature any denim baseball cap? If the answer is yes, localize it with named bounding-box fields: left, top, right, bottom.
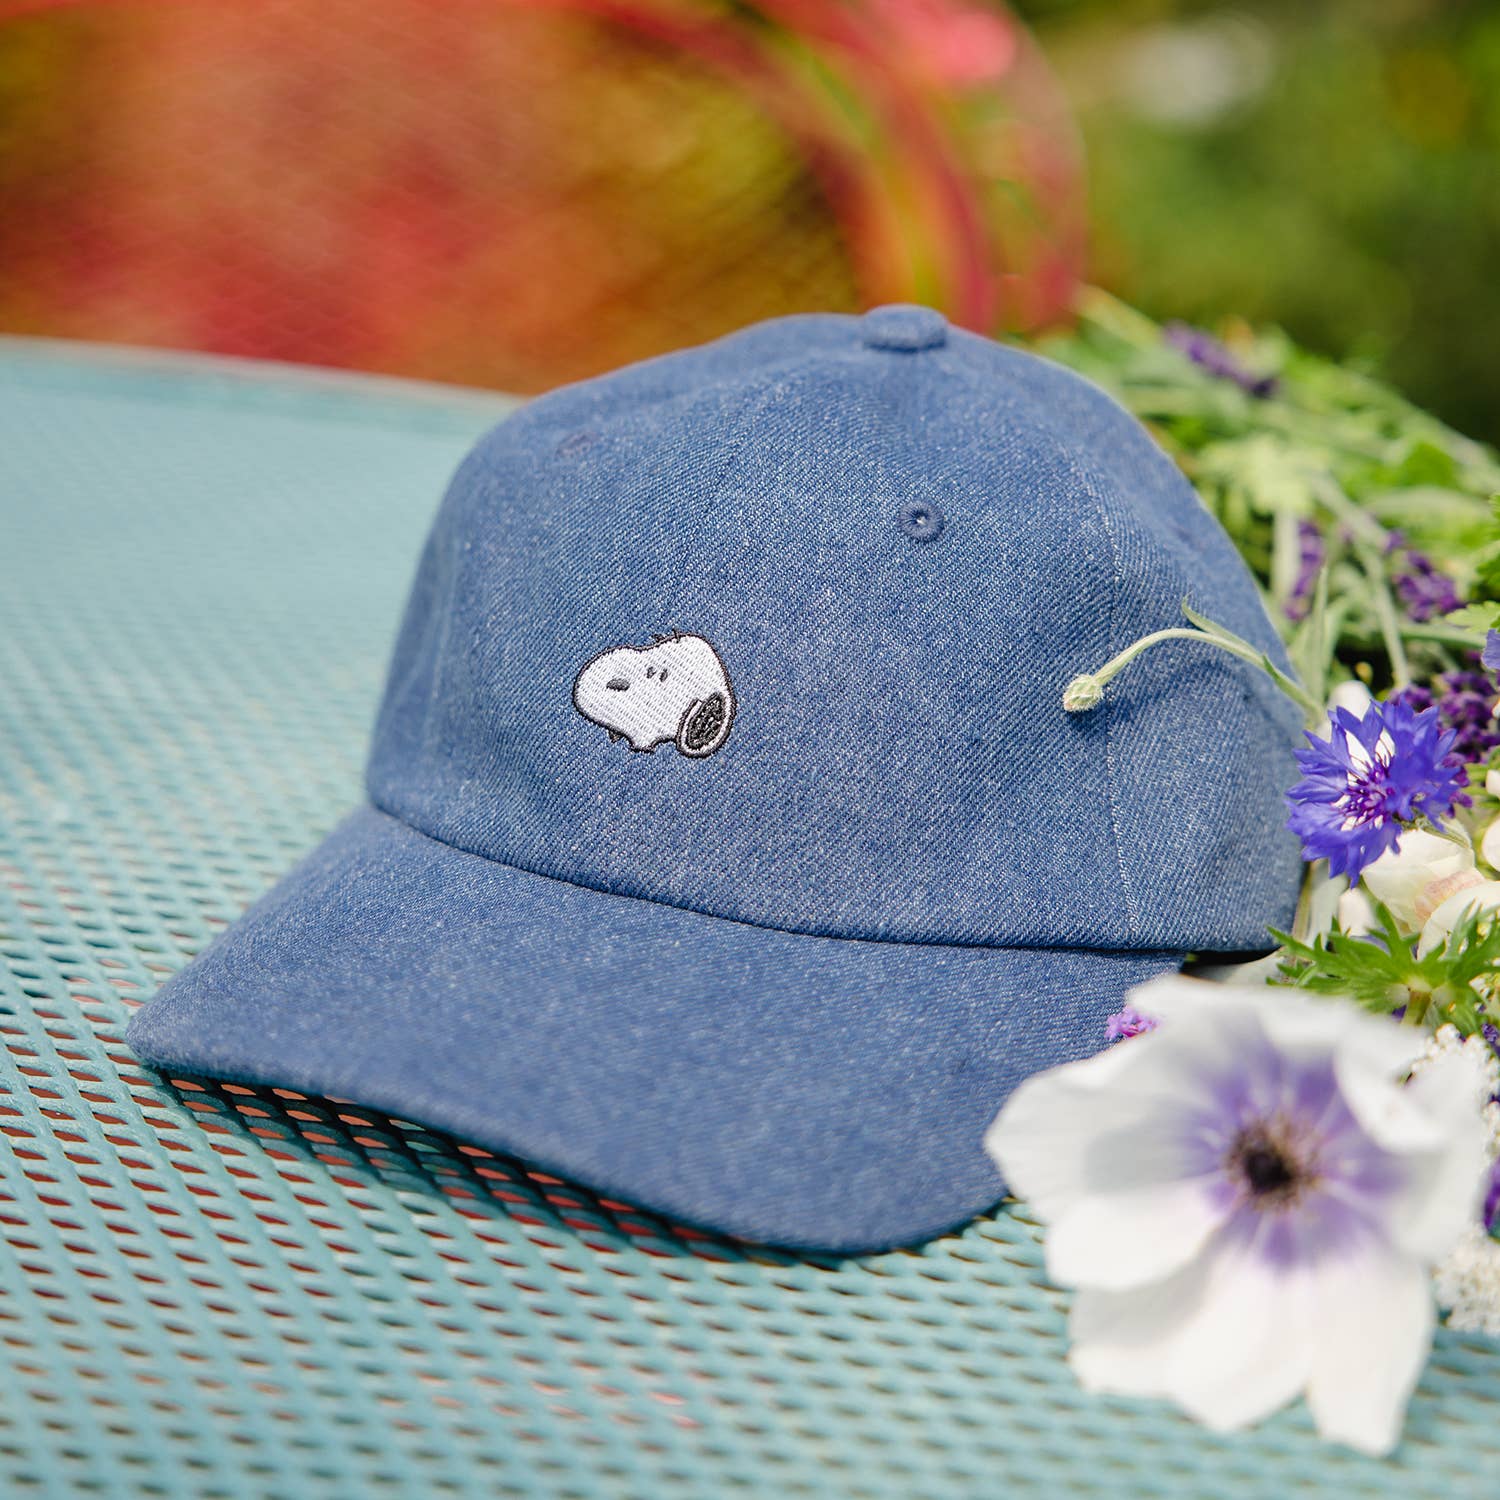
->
left=126, top=306, right=1303, bottom=1252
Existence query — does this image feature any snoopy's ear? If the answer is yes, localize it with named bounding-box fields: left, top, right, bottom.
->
left=676, top=691, right=734, bottom=758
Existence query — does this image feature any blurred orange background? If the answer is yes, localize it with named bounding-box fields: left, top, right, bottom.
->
left=0, top=0, right=1084, bottom=393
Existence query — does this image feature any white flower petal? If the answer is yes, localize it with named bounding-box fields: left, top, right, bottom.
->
left=1119, top=972, right=1221, bottom=1024
left=1162, top=1231, right=1314, bottom=1432
left=1118, top=977, right=1294, bottom=1088
left=1482, top=814, right=1500, bottom=871
left=1254, top=995, right=1385, bottom=1066
left=1161, top=980, right=1421, bottom=1122
left=1417, top=879, right=1500, bottom=958
left=1304, top=1246, right=1434, bottom=1456
left=1329, top=680, right=1374, bottom=720
left=985, top=1026, right=1225, bottom=1220
left=1383, top=1054, right=1491, bottom=1262
left=1479, top=822, right=1500, bottom=875
left=1013, top=980, right=1480, bottom=1454
left=1270, top=994, right=1423, bottom=1078
left=1135, top=977, right=1420, bottom=1077
left=1071, top=1228, right=1312, bottom=1433
left=1045, top=1175, right=1228, bottom=1291
left=1337, top=885, right=1376, bottom=937
left=1361, top=829, right=1474, bottom=931
left=1332, top=1030, right=1445, bottom=1158
left=1068, top=1254, right=1211, bottom=1399
left=1386, top=1145, right=1488, bottom=1264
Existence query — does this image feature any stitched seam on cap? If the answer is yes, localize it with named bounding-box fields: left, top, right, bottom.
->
left=378, top=334, right=1151, bottom=953
left=664, top=349, right=843, bottom=624
left=1089, top=497, right=1142, bottom=941
left=961, top=359, right=1143, bottom=942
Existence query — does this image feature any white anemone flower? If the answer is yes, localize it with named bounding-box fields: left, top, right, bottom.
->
left=984, top=976, right=1490, bottom=1454
left=1481, top=813, right=1500, bottom=873
left=1358, top=828, right=1477, bottom=931
left=1417, top=879, right=1500, bottom=959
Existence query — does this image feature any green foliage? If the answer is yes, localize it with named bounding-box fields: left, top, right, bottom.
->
left=1272, top=901, right=1500, bottom=1036
left=1019, top=0, right=1500, bottom=446
left=1477, top=498, right=1500, bottom=602
left=1036, top=291, right=1500, bottom=696
left=1037, top=297, right=1500, bottom=1042
left=1284, top=566, right=1330, bottom=713
left=1028, top=268, right=1500, bottom=1040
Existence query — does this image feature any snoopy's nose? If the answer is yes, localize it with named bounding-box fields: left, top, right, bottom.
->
left=606, top=677, right=630, bottom=692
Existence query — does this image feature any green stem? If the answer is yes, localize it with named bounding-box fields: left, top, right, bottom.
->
left=1398, top=622, right=1489, bottom=649
left=1420, top=817, right=1474, bottom=853
left=1308, top=472, right=1387, bottom=549
left=1400, top=992, right=1432, bottom=1027
left=1071, top=627, right=1322, bottom=721
left=1361, top=547, right=1413, bottom=689
left=1290, top=865, right=1318, bottom=945
left=1309, top=478, right=1411, bottom=688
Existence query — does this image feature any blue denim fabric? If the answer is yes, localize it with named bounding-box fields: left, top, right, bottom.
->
left=129, top=306, right=1304, bottom=1250
left=127, top=807, right=1180, bottom=1251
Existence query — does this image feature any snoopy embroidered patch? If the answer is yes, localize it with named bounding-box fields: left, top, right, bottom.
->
left=572, top=632, right=736, bottom=758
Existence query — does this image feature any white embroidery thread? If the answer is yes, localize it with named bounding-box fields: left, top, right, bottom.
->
left=572, top=632, right=736, bottom=758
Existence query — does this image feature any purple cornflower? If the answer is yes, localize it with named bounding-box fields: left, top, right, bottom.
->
left=1483, top=629, right=1500, bottom=675
left=1389, top=664, right=1500, bottom=765
left=1285, top=520, right=1325, bottom=621
left=1286, top=697, right=1468, bottom=883
left=1164, top=321, right=1278, bottom=399
left=1390, top=547, right=1462, bottom=623
left=1105, top=1004, right=1157, bottom=1042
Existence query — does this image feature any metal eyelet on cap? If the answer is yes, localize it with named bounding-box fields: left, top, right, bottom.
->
left=897, top=499, right=945, bottom=543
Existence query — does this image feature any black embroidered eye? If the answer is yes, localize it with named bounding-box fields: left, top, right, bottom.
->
left=646, top=666, right=655, bottom=678
left=681, top=693, right=727, bottom=753
left=897, top=500, right=945, bottom=543
left=659, top=668, right=668, bottom=682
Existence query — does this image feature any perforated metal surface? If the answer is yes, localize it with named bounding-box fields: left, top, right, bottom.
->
left=2, top=337, right=1497, bottom=1498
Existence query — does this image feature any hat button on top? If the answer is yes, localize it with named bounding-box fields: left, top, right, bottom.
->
left=860, top=304, right=948, bottom=353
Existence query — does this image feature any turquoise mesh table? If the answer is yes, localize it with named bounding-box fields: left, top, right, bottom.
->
left=3, top=337, right=1498, bottom=1499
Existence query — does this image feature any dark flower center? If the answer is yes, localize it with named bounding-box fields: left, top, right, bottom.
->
left=1341, top=758, right=1393, bottom=827
left=1228, top=1122, right=1313, bottom=1209
left=1242, top=1143, right=1294, bottom=1195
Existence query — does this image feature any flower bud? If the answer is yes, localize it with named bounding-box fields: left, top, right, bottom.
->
left=1062, top=674, right=1103, bottom=713
left=1328, top=679, right=1374, bottom=722
left=1337, top=885, right=1376, bottom=936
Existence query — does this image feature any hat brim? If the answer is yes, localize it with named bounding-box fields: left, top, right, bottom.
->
left=126, top=807, right=1181, bottom=1253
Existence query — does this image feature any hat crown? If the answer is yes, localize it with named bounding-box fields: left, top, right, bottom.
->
left=368, top=310, right=1302, bottom=951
